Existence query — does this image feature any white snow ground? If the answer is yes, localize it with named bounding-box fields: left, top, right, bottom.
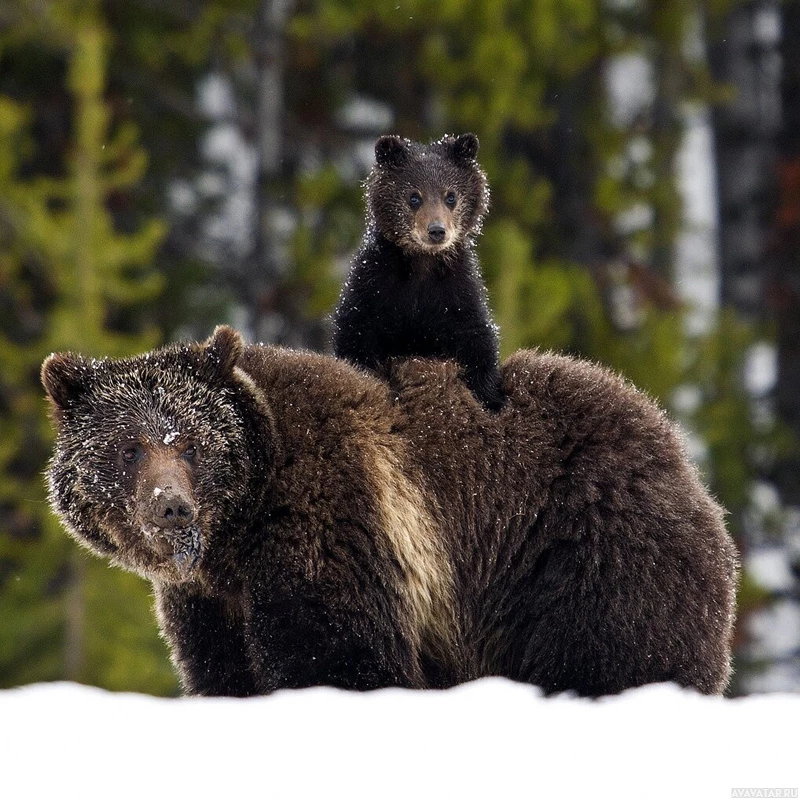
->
left=2, top=680, right=797, bottom=799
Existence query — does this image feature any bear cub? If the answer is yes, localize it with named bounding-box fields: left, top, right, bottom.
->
left=332, top=133, right=503, bottom=410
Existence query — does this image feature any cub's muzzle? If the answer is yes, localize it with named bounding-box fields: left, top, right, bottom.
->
left=427, top=222, right=446, bottom=243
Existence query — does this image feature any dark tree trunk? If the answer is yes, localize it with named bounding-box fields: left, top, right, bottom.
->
left=706, top=0, right=781, bottom=317
left=773, top=2, right=800, bottom=503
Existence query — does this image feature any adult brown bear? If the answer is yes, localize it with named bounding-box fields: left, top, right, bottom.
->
left=42, top=327, right=738, bottom=697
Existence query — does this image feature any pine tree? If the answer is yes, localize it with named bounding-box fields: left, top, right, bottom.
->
left=0, top=3, right=176, bottom=693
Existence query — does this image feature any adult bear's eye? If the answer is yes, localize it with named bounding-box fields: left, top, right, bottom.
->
left=182, top=443, right=199, bottom=462
left=445, top=191, right=457, bottom=207
left=121, top=444, right=142, bottom=463
left=409, top=192, right=422, bottom=209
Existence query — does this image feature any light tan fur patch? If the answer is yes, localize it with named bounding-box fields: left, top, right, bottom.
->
left=368, top=445, right=457, bottom=670
left=233, top=366, right=271, bottom=416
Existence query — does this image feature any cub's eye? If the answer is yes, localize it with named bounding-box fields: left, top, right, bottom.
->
left=445, top=191, right=457, bottom=207
left=121, top=445, right=141, bottom=464
left=409, top=192, right=422, bottom=209
left=182, top=443, right=198, bottom=462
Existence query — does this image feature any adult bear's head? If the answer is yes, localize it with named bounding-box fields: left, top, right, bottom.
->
left=42, top=326, right=277, bottom=584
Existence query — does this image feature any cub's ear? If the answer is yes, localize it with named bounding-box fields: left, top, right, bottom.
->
left=450, top=133, right=479, bottom=162
left=375, top=135, right=409, bottom=168
left=199, top=325, right=244, bottom=383
left=41, top=352, right=93, bottom=414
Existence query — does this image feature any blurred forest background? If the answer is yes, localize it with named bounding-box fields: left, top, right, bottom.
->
left=1, top=0, right=799, bottom=696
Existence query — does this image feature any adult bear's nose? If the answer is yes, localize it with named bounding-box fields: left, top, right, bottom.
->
left=150, top=488, right=195, bottom=529
left=427, top=222, right=446, bottom=243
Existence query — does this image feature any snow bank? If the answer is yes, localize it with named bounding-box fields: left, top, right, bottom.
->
left=2, top=680, right=797, bottom=799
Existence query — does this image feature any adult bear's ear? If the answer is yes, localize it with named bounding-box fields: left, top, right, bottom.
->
left=375, top=135, right=409, bottom=168
left=199, top=325, right=244, bottom=383
left=449, top=133, right=479, bottom=162
left=41, top=352, right=93, bottom=415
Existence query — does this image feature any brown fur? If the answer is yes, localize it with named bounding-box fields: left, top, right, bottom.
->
left=332, top=134, right=504, bottom=410
left=366, top=133, right=489, bottom=259
left=43, top=328, right=738, bottom=696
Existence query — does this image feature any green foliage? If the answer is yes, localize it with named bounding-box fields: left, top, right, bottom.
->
left=81, top=557, right=177, bottom=695
left=0, top=3, right=176, bottom=694
left=687, top=311, right=795, bottom=532
left=292, top=163, right=363, bottom=318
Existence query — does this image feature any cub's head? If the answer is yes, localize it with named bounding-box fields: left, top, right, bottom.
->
left=41, top=326, right=275, bottom=584
left=366, top=133, right=489, bottom=257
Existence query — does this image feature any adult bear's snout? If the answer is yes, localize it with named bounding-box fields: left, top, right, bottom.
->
left=147, top=488, right=196, bottom=530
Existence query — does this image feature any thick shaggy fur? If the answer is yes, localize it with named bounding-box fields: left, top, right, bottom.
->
left=332, top=133, right=503, bottom=410
left=42, top=328, right=738, bottom=697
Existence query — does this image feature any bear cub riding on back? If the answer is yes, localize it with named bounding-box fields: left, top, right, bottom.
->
left=333, top=133, right=504, bottom=411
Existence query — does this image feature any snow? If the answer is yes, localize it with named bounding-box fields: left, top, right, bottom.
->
left=742, top=544, right=800, bottom=694
left=2, top=680, right=798, bottom=799
left=747, top=599, right=800, bottom=661
left=197, top=72, right=236, bottom=120
left=605, top=54, right=654, bottom=127
left=745, top=342, right=779, bottom=397
left=675, top=105, right=720, bottom=335
left=747, top=547, right=797, bottom=594
left=337, top=95, right=394, bottom=133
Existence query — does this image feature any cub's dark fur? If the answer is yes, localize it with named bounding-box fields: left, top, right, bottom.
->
left=333, top=133, right=503, bottom=410
left=43, top=328, right=738, bottom=697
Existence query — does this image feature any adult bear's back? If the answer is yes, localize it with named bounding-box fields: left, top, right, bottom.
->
left=389, top=351, right=738, bottom=696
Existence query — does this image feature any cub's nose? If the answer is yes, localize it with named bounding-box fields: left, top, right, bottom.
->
left=427, top=222, right=446, bottom=243
left=150, top=489, right=195, bottom=529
